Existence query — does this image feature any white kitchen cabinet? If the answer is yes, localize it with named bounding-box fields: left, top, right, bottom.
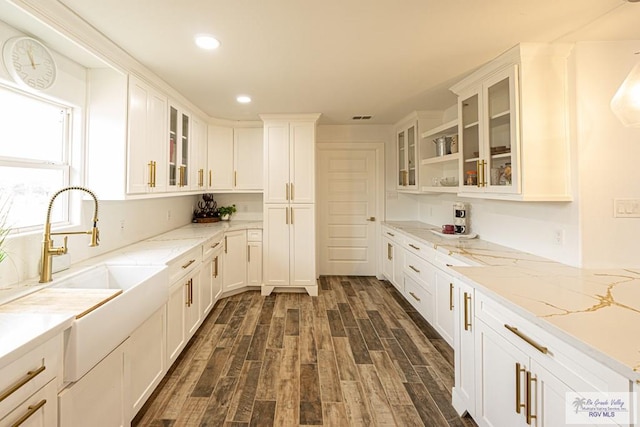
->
left=451, top=43, right=572, bottom=201
left=452, top=279, right=475, bottom=418
left=201, top=236, right=224, bottom=314
left=190, top=114, right=208, bottom=191
left=125, top=307, right=165, bottom=420
left=381, top=226, right=404, bottom=292
left=167, top=102, right=191, bottom=191
left=166, top=246, right=201, bottom=366
left=207, top=125, right=263, bottom=191
left=262, top=204, right=317, bottom=296
left=1, top=379, right=57, bottom=427
left=58, top=342, right=127, bottom=427
left=247, top=229, right=263, bottom=286
left=396, top=117, right=419, bottom=190
left=127, top=75, right=168, bottom=194
left=403, top=250, right=435, bottom=323
left=433, top=268, right=455, bottom=346
left=0, top=335, right=61, bottom=424
left=262, top=115, right=319, bottom=204
left=222, top=230, right=248, bottom=293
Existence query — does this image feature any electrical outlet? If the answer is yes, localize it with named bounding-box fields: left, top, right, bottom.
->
left=614, top=199, right=640, bottom=218
left=554, top=229, right=564, bottom=245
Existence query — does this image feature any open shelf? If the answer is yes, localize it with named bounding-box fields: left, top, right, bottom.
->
left=420, top=185, right=458, bottom=193
left=420, top=119, right=458, bottom=139
left=421, top=152, right=460, bottom=165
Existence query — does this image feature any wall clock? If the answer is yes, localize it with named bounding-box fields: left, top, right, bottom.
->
left=2, top=36, right=57, bottom=90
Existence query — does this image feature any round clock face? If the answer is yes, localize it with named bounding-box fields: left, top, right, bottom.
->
left=3, top=37, right=57, bottom=90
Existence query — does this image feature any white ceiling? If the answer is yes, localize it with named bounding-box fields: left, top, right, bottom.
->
left=40, top=0, right=640, bottom=123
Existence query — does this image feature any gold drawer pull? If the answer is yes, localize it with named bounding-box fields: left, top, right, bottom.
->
left=464, top=292, right=471, bottom=331
left=211, top=242, right=220, bottom=248
left=409, top=265, right=420, bottom=273
left=11, top=399, right=46, bottom=427
left=0, top=366, right=46, bottom=403
left=387, top=243, right=392, bottom=260
left=505, top=324, right=548, bottom=354
left=515, top=363, right=526, bottom=414
left=409, top=292, right=421, bottom=302
left=408, top=244, right=420, bottom=250
left=449, top=283, right=454, bottom=311
left=181, top=259, right=196, bottom=269
left=386, top=232, right=395, bottom=237
left=526, top=370, right=537, bottom=424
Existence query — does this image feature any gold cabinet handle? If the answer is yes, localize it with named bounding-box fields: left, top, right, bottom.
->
left=515, top=362, right=526, bottom=414
left=409, top=265, right=420, bottom=274
left=185, top=280, right=190, bottom=306
left=290, top=207, right=294, bottom=225
left=211, top=242, right=220, bottom=249
left=285, top=183, right=289, bottom=201
left=482, top=160, right=487, bottom=187
left=190, top=278, right=193, bottom=305
left=408, top=244, right=420, bottom=251
left=224, top=236, right=228, bottom=253
left=234, top=170, right=237, bottom=187
left=209, top=170, right=212, bottom=187
left=247, top=245, right=251, bottom=263
left=386, top=232, right=395, bottom=237
left=449, top=283, right=454, bottom=311
left=387, top=243, right=392, bottom=260
left=526, top=370, right=537, bottom=425
left=153, top=161, right=157, bottom=187
left=366, top=216, right=376, bottom=222
left=476, top=160, right=481, bottom=188
left=0, top=366, right=46, bottom=403
left=290, top=182, right=295, bottom=200
left=213, top=256, right=218, bottom=278
left=11, top=399, right=47, bottom=427
left=409, top=291, right=421, bottom=302
left=199, top=169, right=204, bottom=187
left=148, top=161, right=154, bottom=187
left=181, top=259, right=196, bottom=269
left=464, top=292, right=471, bottom=331
left=504, top=324, right=548, bottom=354
left=286, top=207, right=289, bottom=225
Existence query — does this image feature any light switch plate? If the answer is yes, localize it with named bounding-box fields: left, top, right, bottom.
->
left=614, top=198, right=640, bottom=218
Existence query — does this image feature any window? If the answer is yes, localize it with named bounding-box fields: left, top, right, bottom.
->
left=0, top=85, right=71, bottom=232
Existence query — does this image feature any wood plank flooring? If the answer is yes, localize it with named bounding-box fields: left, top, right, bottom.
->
left=133, top=276, right=477, bottom=427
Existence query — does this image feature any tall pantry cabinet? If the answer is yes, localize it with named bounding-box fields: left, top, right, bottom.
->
left=260, top=114, right=321, bottom=297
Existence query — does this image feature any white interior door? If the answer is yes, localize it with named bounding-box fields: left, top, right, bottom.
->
left=317, top=144, right=382, bottom=276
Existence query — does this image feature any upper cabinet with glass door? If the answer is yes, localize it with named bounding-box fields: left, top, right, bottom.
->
left=168, top=103, right=191, bottom=191
left=451, top=43, right=573, bottom=201
left=396, top=111, right=441, bottom=192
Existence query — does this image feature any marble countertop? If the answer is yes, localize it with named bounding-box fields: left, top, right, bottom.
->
left=383, top=221, right=640, bottom=383
left=0, top=219, right=262, bottom=368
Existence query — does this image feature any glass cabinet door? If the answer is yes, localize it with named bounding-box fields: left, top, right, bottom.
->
left=407, top=125, right=416, bottom=186
left=461, top=92, right=480, bottom=189
left=180, top=112, right=189, bottom=187
left=169, top=106, right=178, bottom=187
left=397, top=130, right=406, bottom=186
left=485, top=66, right=518, bottom=192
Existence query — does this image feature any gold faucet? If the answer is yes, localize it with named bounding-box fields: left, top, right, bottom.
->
left=39, top=186, right=100, bottom=283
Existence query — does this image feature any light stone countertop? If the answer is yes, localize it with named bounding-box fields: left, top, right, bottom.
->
left=383, top=221, right=640, bottom=383
left=0, top=219, right=262, bottom=369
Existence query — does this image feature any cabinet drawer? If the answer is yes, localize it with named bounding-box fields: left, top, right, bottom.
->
left=0, top=335, right=61, bottom=420
left=382, top=226, right=398, bottom=241
left=168, top=246, right=202, bottom=284
left=475, top=288, right=629, bottom=394
left=434, top=251, right=472, bottom=268
left=247, top=229, right=262, bottom=242
left=1, top=378, right=57, bottom=427
left=402, top=235, right=436, bottom=262
left=403, top=251, right=435, bottom=294
left=404, top=275, right=433, bottom=323
left=203, top=234, right=224, bottom=259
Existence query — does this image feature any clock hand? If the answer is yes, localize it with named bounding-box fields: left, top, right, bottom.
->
left=26, top=47, right=36, bottom=69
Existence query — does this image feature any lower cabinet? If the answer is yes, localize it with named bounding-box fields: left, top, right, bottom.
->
left=125, top=307, right=165, bottom=418
left=381, top=227, right=403, bottom=291
left=223, top=230, right=248, bottom=292
left=433, top=268, right=455, bottom=346
left=452, top=279, right=475, bottom=417
left=58, top=342, right=127, bottom=427
left=2, top=379, right=57, bottom=427
left=247, top=240, right=262, bottom=286
left=185, top=273, right=202, bottom=337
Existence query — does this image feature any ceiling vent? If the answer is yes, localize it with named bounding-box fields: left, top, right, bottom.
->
left=352, top=115, right=373, bottom=121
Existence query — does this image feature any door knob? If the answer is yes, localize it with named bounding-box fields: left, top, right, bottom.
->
left=366, top=217, right=376, bottom=222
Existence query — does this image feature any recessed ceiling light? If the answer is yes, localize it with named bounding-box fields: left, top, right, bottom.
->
left=237, top=95, right=252, bottom=104
left=194, top=34, right=220, bottom=50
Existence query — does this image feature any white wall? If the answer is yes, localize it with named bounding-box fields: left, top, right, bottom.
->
left=209, top=193, right=263, bottom=221
left=574, top=41, right=640, bottom=268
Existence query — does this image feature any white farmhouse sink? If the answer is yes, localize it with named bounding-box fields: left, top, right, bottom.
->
left=51, top=263, right=169, bottom=382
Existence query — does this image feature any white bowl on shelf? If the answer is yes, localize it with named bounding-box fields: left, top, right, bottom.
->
left=439, top=177, right=459, bottom=187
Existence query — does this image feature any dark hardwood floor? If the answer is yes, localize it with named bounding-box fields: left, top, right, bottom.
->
left=133, top=276, right=477, bottom=427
